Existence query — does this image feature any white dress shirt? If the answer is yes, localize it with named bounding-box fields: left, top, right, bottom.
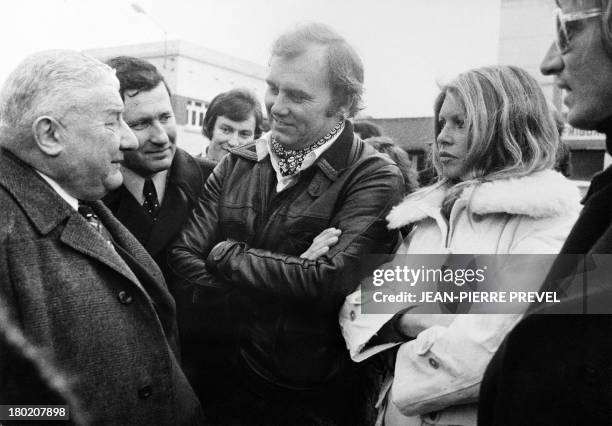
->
left=36, top=171, right=79, bottom=211
left=121, top=167, right=168, bottom=205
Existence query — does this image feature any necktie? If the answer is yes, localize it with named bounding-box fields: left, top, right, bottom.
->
left=142, top=179, right=160, bottom=219
left=78, top=202, right=114, bottom=247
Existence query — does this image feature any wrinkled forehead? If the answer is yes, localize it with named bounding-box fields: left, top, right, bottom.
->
left=49, top=68, right=119, bottom=102
left=72, top=73, right=120, bottom=102
left=268, top=43, right=331, bottom=81
left=60, top=76, right=123, bottom=118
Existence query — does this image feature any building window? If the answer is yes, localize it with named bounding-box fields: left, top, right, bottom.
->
left=186, top=100, right=207, bottom=130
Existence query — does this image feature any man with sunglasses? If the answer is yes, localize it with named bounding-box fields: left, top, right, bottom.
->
left=479, top=1, right=612, bottom=424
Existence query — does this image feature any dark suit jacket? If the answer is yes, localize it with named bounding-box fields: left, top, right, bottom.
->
left=103, top=148, right=216, bottom=282
left=479, top=165, right=612, bottom=425
left=0, top=148, right=203, bottom=425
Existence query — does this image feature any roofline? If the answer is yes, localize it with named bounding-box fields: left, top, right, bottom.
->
left=83, top=39, right=267, bottom=80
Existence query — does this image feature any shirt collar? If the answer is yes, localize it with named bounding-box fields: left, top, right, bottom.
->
left=121, top=167, right=168, bottom=205
left=35, top=170, right=79, bottom=211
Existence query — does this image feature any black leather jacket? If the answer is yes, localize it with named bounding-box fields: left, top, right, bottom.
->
left=169, top=123, right=403, bottom=389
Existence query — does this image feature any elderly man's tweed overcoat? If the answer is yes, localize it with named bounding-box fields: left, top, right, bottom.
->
left=0, top=148, right=203, bottom=425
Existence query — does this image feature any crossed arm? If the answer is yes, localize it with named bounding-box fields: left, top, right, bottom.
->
left=168, top=156, right=403, bottom=308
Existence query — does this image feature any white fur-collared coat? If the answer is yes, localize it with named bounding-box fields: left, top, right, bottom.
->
left=339, top=170, right=582, bottom=426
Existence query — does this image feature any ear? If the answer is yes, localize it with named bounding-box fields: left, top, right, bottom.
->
left=32, top=116, right=63, bottom=156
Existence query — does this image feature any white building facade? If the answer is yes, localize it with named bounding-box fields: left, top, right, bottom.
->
left=85, top=40, right=267, bottom=155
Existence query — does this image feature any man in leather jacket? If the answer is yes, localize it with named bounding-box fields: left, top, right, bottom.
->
left=169, top=22, right=403, bottom=425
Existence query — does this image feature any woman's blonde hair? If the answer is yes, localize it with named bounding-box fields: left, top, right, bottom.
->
left=431, top=65, right=558, bottom=185
left=410, top=65, right=561, bottom=214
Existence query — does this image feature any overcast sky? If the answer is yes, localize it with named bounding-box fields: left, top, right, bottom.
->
left=2, top=0, right=501, bottom=117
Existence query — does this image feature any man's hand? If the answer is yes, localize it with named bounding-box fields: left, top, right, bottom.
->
left=300, top=228, right=342, bottom=260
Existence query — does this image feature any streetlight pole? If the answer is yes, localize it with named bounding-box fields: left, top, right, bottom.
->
left=131, top=2, right=168, bottom=69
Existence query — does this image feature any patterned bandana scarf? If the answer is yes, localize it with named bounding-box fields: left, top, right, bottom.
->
left=271, top=119, right=344, bottom=177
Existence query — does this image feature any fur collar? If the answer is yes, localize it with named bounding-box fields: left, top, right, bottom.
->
left=387, top=170, right=581, bottom=229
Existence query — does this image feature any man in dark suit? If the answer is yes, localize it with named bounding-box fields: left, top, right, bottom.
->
left=479, top=1, right=612, bottom=424
left=101, top=56, right=216, bottom=403
left=102, top=56, right=216, bottom=281
left=0, top=50, right=203, bottom=425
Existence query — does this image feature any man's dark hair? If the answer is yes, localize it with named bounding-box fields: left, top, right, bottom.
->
left=203, top=88, right=263, bottom=140
left=270, top=23, right=364, bottom=118
left=354, top=120, right=383, bottom=140
left=106, top=56, right=170, bottom=100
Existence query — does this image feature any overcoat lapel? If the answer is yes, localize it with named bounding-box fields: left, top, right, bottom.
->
left=59, top=213, right=143, bottom=290
left=0, top=149, right=164, bottom=298
left=93, top=201, right=171, bottom=301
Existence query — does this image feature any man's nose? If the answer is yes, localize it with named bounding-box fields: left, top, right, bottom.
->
left=149, top=121, right=169, bottom=144
left=227, top=132, right=241, bottom=146
left=270, top=94, right=289, bottom=117
left=540, top=42, right=563, bottom=76
left=120, top=119, right=139, bottom=150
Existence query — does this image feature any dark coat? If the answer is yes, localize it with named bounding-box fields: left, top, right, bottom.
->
left=479, top=294, right=612, bottom=426
left=0, top=303, right=91, bottom=425
left=169, top=122, right=403, bottom=422
left=479, top=165, right=612, bottom=426
left=0, top=149, right=203, bottom=425
left=103, top=147, right=216, bottom=284
left=102, top=147, right=215, bottom=407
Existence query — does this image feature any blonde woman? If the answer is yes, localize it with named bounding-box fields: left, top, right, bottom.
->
left=339, top=65, right=582, bottom=425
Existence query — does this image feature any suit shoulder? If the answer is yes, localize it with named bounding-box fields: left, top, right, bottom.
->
left=192, top=156, right=217, bottom=180
left=174, top=148, right=214, bottom=177
left=354, top=146, right=404, bottom=184
left=170, top=148, right=217, bottom=200
left=358, top=142, right=399, bottom=168
left=193, top=155, right=217, bottom=170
